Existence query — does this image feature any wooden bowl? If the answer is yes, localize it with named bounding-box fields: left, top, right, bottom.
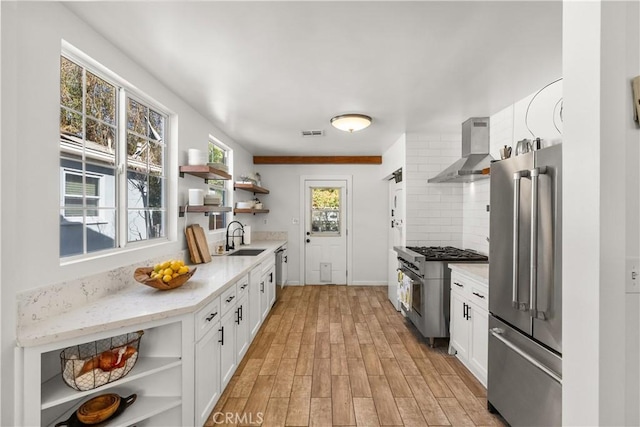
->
left=76, top=393, right=120, bottom=424
left=134, top=266, right=197, bottom=290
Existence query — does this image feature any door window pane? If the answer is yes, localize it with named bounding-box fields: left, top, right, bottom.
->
left=310, top=187, right=340, bottom=234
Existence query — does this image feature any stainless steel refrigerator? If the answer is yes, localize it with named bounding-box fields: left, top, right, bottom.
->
left=488, top=144, right=562, bottom=426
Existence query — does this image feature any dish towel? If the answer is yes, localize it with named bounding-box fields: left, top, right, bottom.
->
left=398, top=271, right=412, bottom=311
left=633, top=76, right=640, bottom=122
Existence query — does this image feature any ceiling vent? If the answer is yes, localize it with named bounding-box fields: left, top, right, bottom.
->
left=301, top=130, right=324, bottom=137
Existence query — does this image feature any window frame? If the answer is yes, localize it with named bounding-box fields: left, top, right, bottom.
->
left=59, top=48, right=171, bottom=262
left=208, top=137, right=232, bottom=232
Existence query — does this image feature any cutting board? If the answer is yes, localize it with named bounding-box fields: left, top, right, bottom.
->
left=191, top=224, right=212, bottom=263
left=185, top=226, right=202, bottom=264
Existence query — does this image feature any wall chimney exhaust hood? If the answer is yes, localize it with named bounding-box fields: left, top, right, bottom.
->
left=428, top=117, right=494, bottom=183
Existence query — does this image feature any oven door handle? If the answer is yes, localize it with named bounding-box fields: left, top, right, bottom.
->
left=399, top=265, right=422, bottom=283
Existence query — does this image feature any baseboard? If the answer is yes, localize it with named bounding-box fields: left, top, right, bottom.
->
left=350, top=281, right=387, bottom=286
left=284, top=281, right=302, bottom=286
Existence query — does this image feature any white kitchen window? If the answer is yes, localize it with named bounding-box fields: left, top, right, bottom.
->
left=59, top=51, right=168, bottom=259
left=208, top=137, right=231, bottom=231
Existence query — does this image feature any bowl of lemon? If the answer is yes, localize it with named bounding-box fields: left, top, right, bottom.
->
left=134, top=259, right=196, bottom=290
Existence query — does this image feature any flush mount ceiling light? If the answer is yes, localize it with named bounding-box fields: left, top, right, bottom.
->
left=330, top=114, right=372, bottom=133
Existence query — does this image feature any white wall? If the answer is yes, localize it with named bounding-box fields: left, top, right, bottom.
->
left=405, top=134, right=464, bottom=247
left=563, top=1, right=639, bottom=424
left=251, top=164, right=387, bottom=285
left=0, top=3, right=256, bottom=423
left=461, top=82, right=563, bottom=255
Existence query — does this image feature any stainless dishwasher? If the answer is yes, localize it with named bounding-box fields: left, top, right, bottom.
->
left=275, top=244, right=288, bottom=300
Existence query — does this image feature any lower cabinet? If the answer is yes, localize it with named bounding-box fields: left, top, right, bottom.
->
left=449, top=270, right=489, bottom=387
left=219, top=306, right=238, bottom=391
left=235, top=294, right=249, bottom=361
left=249, top=264, right=263, bottom=339
left=195, top=317, right=221, bottom=426
left=261, top=261, right=276, bottom=321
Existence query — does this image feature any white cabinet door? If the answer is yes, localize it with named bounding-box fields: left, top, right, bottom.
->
left=195, top=320, right=221, bottom=426
left=449, top=289, right=469, bottom=361
left=236, top=294, right=250, bottom=361
left=249, top=264, right=263, bottom=339
left=266, top=264, right=276, bottom=308
left=468, top=302, right=489, bottom=386
left=260, top=271, right=270, bottom=321
left=220, top=309, right=237, bottom=390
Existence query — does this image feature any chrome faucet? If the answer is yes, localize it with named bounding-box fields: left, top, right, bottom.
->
left=226, top=221, right=245, bottom=251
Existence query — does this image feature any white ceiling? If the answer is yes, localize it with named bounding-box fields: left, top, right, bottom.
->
left=63, top=1, right=562, bottom=156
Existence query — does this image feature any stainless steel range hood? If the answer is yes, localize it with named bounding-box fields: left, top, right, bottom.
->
left=428, top=117, right=494, bottom=183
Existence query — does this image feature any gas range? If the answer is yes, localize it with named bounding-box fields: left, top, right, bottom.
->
left=393, top=245, right=488, bottom=346
left=394, top=245, right=488, bottom=276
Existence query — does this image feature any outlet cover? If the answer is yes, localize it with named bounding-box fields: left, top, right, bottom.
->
left=626, top=257, right=640, bottom=294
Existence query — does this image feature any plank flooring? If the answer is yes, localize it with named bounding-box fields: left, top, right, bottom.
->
left=205, top=285, right=505, bottom=426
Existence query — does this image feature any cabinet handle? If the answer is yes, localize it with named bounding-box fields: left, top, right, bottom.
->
left=239, top=304, right=243, bottom=321
left=236, top=307, right=241, bottom=325
left=284, top=256, right=287, bottom=263
left=241, top=284, right=248, bottom=290
left=206, top=312, right=218, bottom=322
left=463, top=303, right=468, bottom=320
left=218, top=326, right=224, bottom=345
left=269, top=272, right=273, bottom=283
left=261, top=281, right=264, bottom=292
left=454, top=282, right=463, bottom=288
left=226, top=295, right=235, bottom=303
left=472, top=292, right=486, bottom=299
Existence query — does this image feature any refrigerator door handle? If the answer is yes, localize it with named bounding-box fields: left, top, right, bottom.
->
left=512, top=170, right=530, bottom=310
left=490, top=327, right=561, bottom=384
left=529, top=167, right=548, bottom=320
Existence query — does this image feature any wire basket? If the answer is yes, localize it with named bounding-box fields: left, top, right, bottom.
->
left=59, top=330, right=144, bottom=391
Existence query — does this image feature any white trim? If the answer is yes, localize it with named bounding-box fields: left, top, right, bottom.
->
left=299, top=175, right=353, bottom=286
left=351, top=281, right=388, bottom=286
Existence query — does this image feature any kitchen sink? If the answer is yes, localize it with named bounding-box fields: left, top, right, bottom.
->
left=228, top=249, right=265, bottom=256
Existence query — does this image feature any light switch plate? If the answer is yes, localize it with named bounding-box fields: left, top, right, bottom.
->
left=626, top=257, right=640, bottom=293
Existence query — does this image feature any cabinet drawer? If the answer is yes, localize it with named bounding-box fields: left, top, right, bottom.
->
left=469, top=283, right=488, bottom=311
left=236, top=274, right=249, bottom=299
left=220, top=285, right=237, bottom=315
left=451, top=273, right=468, bottom=294
left=195, top=297, right=221, bottom=341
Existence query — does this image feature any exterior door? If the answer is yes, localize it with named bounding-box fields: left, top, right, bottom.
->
left=304, top=180, right=347, bottom=284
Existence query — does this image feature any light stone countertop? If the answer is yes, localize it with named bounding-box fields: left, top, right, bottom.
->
left=17, top=240, right=286, bottom=348
left=448, top=263, right=489, bottom=286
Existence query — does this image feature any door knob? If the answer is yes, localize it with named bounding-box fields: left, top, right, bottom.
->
left=306, top=231, right=310, bottom=236
left=306, top=239, right=310, bottom=243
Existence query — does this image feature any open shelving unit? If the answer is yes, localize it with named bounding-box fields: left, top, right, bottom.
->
left=179, top=205, right=232, bottom=217
left=233, top=183, right=269, bottom=195
left=179, top=165, right=231, bottom=183
left=233, top=182, right=270, bottom=215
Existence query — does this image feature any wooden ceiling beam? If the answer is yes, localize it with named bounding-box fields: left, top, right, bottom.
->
left=253, top=156, right=382, bottom=165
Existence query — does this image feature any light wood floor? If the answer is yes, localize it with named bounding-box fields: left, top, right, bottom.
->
left=206, top=285, right=505, bottom=426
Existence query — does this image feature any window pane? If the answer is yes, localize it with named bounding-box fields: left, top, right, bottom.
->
left=65, top=173, right=83, bottom=196
left=209, top=144, right=225, bottom=164
left=128, top=209, right=165, bottom=242
left=310, top=188, right=341, bottom=234
left=148, top=109, right=164, bottom=141
left=87, top=209, right=116, bottom=253
left=127, top=171, right=147, bottom=209
left=60, top=209, right=84, bottom=257
left=60, top=108, right=83, bottom=138
left=86, top=163, right=116, bottom=208
left=60, top=57, right=82, bottom=112
left=148, top=176, right=164, bottom=208
left=148, top=141, right=163, bottom=176
left=127, top=98, right=148, bottom=135
left=126, top=133, right=148, bottom=171
left=86, top=119, right=116, bottom=162
left=85, top=71, right=116, bottom=125
left=209, top=212, right=226, bottom=231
